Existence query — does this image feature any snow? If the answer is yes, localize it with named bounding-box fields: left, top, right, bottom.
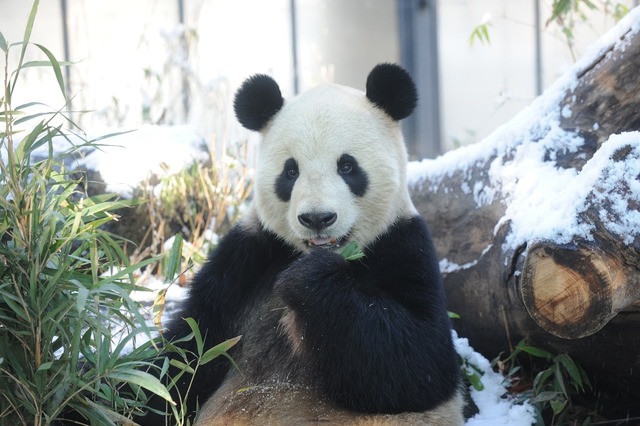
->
left=440, top=244, right=493, bottom=274
left=408, top=7, right=640, bottom=255
left=455, top=332, right=536, bottom=426
left=78, top=125, right=210, bottom=198
left=503, top=131, right=640, bottom=248
left=581, top=132, right=640, bottom=245
left=130, top=276, right=190, bottom=305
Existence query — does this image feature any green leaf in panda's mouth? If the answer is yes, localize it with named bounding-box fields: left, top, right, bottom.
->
left=339, top=241, right=365, bottom=261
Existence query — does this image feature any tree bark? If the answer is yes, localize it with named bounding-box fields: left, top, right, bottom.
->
left=409, top=13, right=640, bottom=417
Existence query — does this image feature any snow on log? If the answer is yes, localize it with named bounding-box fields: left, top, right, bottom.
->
left=521, top=137, right=640, bottom=339
left=408, top=9, right=640, bottom=415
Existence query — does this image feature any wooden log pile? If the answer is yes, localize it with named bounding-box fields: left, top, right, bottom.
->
left=409, top=11, right=640, bottom=417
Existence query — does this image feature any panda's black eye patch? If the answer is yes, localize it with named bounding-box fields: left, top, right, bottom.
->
left=338, top=154, right=368, bottom=197
left=276, top=158, right=298, bottom=202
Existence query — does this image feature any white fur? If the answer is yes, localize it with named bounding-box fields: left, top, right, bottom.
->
left=253, top=84, right=417, bottom=253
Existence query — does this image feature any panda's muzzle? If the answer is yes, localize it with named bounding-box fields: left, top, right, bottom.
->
left=298, top=212, right=345, bottom=248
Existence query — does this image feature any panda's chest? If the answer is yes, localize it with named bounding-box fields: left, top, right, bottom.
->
left=236, top=291, right=311, bottom=384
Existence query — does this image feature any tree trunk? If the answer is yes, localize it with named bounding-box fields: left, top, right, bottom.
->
left=409, top=12, right=640, bottom=417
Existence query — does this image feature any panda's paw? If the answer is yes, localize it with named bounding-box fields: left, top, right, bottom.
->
left=275, top=249, right=350, bottom=300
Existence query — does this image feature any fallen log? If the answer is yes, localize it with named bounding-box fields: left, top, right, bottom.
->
left=409, top=9, right=640, bottom=417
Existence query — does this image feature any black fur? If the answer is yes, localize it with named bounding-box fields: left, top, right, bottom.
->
left=365, top=63, right=418, bottom=121
left=234, top=74, right=284, bottom=131
left=136, top=215, right=458, bottom=424
left=275, top=157, right=299, bottom=202
left=337, top=153, right=368, bottom=197
left=137, top=225, right=298, bottom=425
left=276, top=216, right=458, bottom=413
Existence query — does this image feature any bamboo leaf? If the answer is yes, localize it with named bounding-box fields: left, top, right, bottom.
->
left=0, top=30, right=7, bottom=52
left=14, top=111, right=56, bottom=126
left=92, top=282, right=154, bottom=337
left=555, top=353, right=583, bottom=391
left=470, top=23, right=492, bottom=46
left=85, top=393, right=161, bottom=425
left=165, top=234, right=183, bottom=282
left=10, top=0, right=40, bottom=96
left=15, top=101, right=49, bottom=110
left=463, top=367, right=485, bottom=391
left=33, top=43, right=67, bottom=101
left=76, top=285, right=89, bottom=314
left=550, top=398, right=568, bottom=415
left=339, top=241, right=365, bottom=261
left=2, top=294, right=29, bottom=321
left=554, top=362, right=568, bottom=398
left=201, top=336, right=242, bottom=365
left=89, top=129, right=136, bottom=143
left=107, top=369, right=174, bottom=404
left=516, top=342, right=553, bottom=359
left=19, top=60, right=74, bottom=69
left=169, top=359, right=195, bottom=375
left=37, top=361, right=54, bottom=372
left=184, top=317, right=204, bottom=356
left=533, top=368, right=553, bottom=392
left=110, top=329, right=158, bottom=367
left=153, top=287, right=168, bottom=330
left=95, top=256, right=159, bottom=288
left=530, top=390, right=561, bottom=403
left=15, top=121, right=45, bottom=164
left=547, top=0, right=571, bottom=26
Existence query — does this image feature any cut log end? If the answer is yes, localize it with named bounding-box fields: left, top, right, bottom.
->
left=521, top=243, right=640, bottom=339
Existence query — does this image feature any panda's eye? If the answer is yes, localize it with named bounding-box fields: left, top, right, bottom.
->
left=337, top=154, right=368, bottom=197
left=338, top=161, right=353, bottom=175
left=276, top=158, right=299, bottom=202
left=282, top=158, right=299, bottom=180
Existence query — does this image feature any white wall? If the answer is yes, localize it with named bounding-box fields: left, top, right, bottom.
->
left=438, top=0, right=637, bottom=150
left=295, top=0, right=400, bottom=91
left=1, top=0, right=636, bottom=157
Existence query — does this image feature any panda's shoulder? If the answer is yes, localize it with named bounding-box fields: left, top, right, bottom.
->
left=372, top=215, right=435, bottom=255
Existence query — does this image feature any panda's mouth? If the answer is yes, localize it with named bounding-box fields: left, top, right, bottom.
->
left=306, top=236, right=347, bottom=249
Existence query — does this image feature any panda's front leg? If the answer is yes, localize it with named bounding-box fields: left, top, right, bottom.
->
left=139, top=222, right=296, bottom=425
left=275, top=245, right=460, bottom=416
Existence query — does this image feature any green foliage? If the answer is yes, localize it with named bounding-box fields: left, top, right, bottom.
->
left=494, top=339, right=592, bottom=424
left=460, top=357, right=485, bottom=392
left=470, top=22, right=492, bottom=46
left=339, top=241, right=365, bottom=261
left=158, top=318, right=240, bottom=424
left=0, top=5, right=166, bottom=424
left=0, top=3, right=238, bottom=424
left=469, top=0, right=631, bottom=58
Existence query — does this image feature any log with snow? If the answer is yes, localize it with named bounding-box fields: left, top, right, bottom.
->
left=409, top=9, right=640, bottom=416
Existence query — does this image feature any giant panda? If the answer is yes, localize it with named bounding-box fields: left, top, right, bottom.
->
left=150, top=63, right=464, bottom=425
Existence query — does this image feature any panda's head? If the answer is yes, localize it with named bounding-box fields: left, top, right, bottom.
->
left=235, top=63, right=418, bottom=253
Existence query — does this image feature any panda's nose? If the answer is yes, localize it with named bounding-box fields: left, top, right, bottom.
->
left=298, top=212, right=337, bottom=231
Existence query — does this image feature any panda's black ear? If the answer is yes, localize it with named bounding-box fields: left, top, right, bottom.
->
left=365, top=63, right=417, bottom=121
left=234, top=74, right=284, bottom=131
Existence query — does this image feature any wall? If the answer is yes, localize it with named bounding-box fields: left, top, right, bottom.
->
left=1, top=0, right=637, bottom=158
